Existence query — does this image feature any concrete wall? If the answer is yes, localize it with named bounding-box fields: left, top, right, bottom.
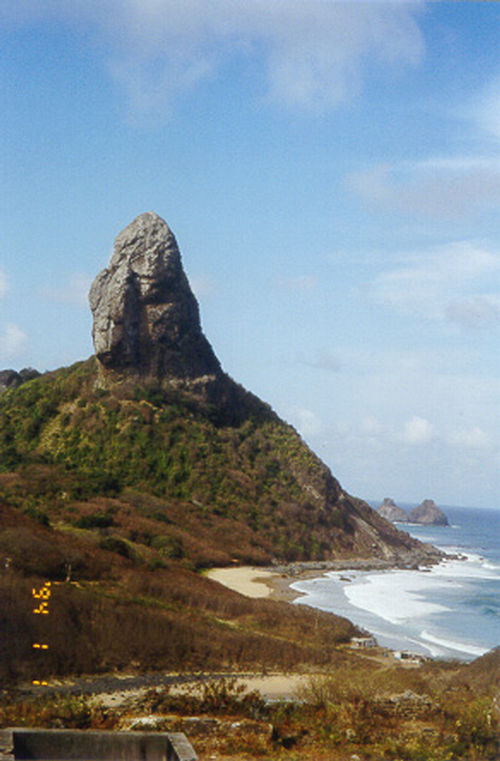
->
left=0, top=729, right=197, bottom=761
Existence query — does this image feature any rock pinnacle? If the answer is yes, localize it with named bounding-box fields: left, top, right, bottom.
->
left=89, top=212, right=221, bottom=383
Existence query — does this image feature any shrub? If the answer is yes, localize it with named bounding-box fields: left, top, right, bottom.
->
left=99, top=536, right=132, bottom=558
left=76, top=513, right=115, bottom=529
left=138, top=678, right=267, bottom=719
left=0, top=693, right=118, bottom=730
left=23, top=504, right=50, bottom=527
left=151, top=535, right=184, bottom=559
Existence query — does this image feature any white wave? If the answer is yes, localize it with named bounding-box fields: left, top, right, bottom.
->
left=405, top=636, right=441, bottom=658
left=420, top=630, right=489, bottom=658
left=429, top=554, right=500, bottom=581
left=344, top=571, right=450, bottom=625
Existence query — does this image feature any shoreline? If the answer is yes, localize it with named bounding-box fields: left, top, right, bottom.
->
left=261, top=554, right=494, bottom=662
left=206, top=552, right=446, bottom=606
left=206, top=551, right=492, bottom=662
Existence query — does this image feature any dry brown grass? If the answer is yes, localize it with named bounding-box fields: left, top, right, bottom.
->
left=0, top=560, right=361, bottom=686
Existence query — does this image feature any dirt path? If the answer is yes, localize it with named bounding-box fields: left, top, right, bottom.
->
left=23, top=670, right=311, bottom=705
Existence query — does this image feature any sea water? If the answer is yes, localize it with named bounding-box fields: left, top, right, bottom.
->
left=291, top=506, right=500, bottom=661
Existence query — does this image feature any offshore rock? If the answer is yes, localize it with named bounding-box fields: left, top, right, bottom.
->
left=378, top=497, right=408, bottom=523
left=89, top=212, right=221, bottom=385
left=408, top=499, right=449, bottom=526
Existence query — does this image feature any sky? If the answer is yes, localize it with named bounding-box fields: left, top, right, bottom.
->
left=1, top=0, right=500, bottom=510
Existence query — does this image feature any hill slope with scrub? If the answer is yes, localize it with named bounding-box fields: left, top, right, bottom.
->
left=0, top=356, right=438, bottom=569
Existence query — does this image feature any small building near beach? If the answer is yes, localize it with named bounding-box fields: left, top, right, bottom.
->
left=350, top=636, right=377, bottom=649
left=394, top=650, right=426, bottom=664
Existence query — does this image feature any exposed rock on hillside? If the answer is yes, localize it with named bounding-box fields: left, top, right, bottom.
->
left=89, top=212, right=221, bottom=385
left=0, top=368, right=40, bottom=393
left=408, top=500, right=449, bottom=526
left=378, top=498, right=408, bottom=523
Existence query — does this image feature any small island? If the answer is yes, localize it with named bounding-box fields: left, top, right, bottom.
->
left=408, top=499, right=449, bottom=526
left=378, top=498, right=449, bottom=526
left=378, top=497, right=408, bottom=523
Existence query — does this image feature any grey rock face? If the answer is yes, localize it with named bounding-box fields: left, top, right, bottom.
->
left=378, top=497, right=408, bottom=523
left=89, top=212, right=221, bottom=383
left=0, top=369, right=22, bottom=393
left=0, top=367, right=40, bottom=393
left=408, top=499, right=449, bottom=526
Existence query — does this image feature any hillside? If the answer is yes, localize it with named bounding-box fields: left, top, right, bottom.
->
left=0, top=356, right=440, bottom=571
left=0, top=211, right=445, bottom=687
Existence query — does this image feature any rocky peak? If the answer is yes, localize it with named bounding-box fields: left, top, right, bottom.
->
left=89, top=212, right=221, bottom=384
left=0, top=368, right=40, bottom=394
left=408, top=499, right=449, bottom=526
left=378, top=497, right=408, bottom=523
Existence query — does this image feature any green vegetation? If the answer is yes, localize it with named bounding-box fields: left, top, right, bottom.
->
left=0, top=358, right=367, bottom=564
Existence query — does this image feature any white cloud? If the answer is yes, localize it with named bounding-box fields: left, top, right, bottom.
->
left=446, top=294, right=500, bottom=330
left=42, top=273, right=92, bottom=306
left=331, top=404, right=496, bottom=453
left=0, top=323, right=27, bottom=359
left=367, top=241, right=500, bottom=327
left=447, top=426, right=491, bottom=450
left=299, top=349, right=341, bottom=373
left=190, top=273, right=217, bottom=299
left=401, top=416, right=435, bottom=445
left=471, top=76, right=500, bottom=141
left=348, top=157, right=500, bottom=221
left=253, top=0, right=424, bottom=113
left=290, top=407, right=323, bottom=437
left=348, top=71, right=500, bottom=221
left=1, top=0, right=425, bottom=120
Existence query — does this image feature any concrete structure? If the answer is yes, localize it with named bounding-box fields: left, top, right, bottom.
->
left=0, top=728, right=197, bottom=761
left=350, top=635, right=377, bottom=649
left=394, top=650, right=426, bottom=664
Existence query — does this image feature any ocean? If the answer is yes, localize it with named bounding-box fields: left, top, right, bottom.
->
left=291, top=505, right=500, bottom=661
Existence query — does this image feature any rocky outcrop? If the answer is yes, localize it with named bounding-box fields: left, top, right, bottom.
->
left=89, top=212, right=221, bottom=385
left=0, top=368, right=40, bottom=393
left=408, top=499, right=449, bottom=526
left=378, top=498, right=408, bottom=523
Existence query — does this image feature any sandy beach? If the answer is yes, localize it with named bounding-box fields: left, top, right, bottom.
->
left=204, top=559, right=410, bottom=604
left=205, top=565, right=314, bottom=603
left=205, top=567, right=282, bottom=598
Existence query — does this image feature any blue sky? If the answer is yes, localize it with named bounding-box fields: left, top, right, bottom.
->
left=1, top=1, right=500, bottom=509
